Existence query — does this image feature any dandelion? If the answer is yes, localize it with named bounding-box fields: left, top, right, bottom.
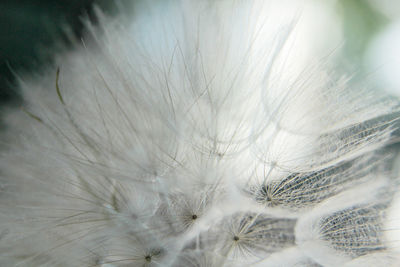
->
left=1, top=0, right=400, bottom=266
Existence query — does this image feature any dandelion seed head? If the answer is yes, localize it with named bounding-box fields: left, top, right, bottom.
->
left=1, top=0, right=400, bottom=266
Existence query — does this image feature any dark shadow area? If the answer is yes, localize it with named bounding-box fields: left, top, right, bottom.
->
left=0, top=0, right=114, bottom=107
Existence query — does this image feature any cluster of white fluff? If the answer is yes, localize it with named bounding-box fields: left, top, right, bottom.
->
left=1, top=0, right=400, bottom=266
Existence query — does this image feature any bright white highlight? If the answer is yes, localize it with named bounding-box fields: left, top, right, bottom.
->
left=367, top=20, right=400, bottom=96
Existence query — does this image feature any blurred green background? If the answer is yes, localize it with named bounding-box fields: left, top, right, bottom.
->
left=338, top=0, right=388, bottom=66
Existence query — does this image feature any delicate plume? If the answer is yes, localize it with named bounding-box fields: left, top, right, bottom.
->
left=1, top=0, right=400, bottom=266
